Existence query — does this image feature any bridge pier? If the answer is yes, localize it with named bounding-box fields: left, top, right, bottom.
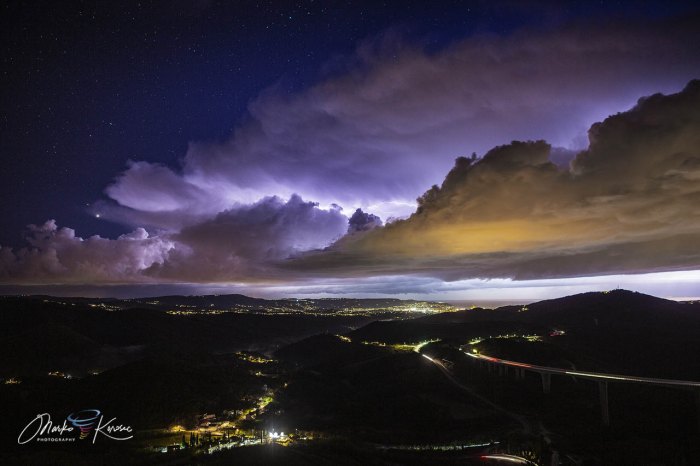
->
left=470, top=354, right=700, bottom=432
left=599, top=381, right=610, bottom=426
left=541, top=373, right=551, bottom=393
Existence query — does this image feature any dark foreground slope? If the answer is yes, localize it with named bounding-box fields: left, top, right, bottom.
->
left=1, top=290, right=699, bottom=465
left=273, top=334, right=518, bottom=444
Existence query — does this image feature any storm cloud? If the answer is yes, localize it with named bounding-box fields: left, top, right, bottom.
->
left=348, top=208, right=383, bottom=233
left=0, top=220, right=174, bottom=284
left=2, top=18, right=700, bottom=293
left=152, top=194, right=347, bottom=282
left=0, top=195, right=346, bottom=284
left=102, top=16, right=700, bottom=226
left=290, top=80, right=700, bottom=280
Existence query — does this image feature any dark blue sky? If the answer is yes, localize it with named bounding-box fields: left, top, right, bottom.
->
left=2, top=0, right=697, bottom=247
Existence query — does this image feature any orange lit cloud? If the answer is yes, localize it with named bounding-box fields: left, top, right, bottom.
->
left=290, top=81, right=700, bottom=280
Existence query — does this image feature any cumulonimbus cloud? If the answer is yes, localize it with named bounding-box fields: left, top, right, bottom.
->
left=150, top=194, right=348, bottom=282
left=0, top=220, right=174, bottom=284
left=289, top=80, right=700, bottom=281
left=0, top=196, right=347, bottom=284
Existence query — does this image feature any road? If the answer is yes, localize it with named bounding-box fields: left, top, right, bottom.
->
left=464, top=352, right=700, bottom=389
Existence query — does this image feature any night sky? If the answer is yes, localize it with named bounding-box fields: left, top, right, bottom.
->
left=2, top=1, right=700, bottom=300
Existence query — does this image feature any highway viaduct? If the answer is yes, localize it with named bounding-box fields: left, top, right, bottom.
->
left=464, top=351, right=700, bottom=427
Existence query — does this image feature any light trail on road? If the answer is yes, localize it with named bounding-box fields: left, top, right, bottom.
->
left=465, top=352, right=700, bottom=388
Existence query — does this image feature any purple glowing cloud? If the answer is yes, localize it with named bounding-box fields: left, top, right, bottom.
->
left=101, top=19, right=700, bottom=228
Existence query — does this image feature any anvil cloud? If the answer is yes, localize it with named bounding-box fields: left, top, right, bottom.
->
left=98, top=17, right=700, bottom=226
